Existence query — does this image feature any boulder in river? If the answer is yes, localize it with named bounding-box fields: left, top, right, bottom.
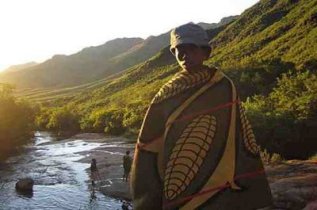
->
left=15, top=178, right=34, bottom=192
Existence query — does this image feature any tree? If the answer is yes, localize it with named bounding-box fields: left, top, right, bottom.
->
left=0, top=84, right=35, bottom=160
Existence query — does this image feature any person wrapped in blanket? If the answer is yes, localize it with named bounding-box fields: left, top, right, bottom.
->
left=131, top=23, right=272, bottom=210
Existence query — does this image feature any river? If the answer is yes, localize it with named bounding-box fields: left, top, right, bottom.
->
left=0, top=131, right=128, bottom=210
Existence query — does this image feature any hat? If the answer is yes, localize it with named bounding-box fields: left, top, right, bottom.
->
left=170, top=22, right=210, bottom=53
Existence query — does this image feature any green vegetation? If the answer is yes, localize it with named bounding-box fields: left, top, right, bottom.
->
left=244, top=70, right=317, bottom=158
left=0, top=84, right=35, bottom=160
left=309, top=153, right=317, bottom=161
left=260, top=149, right=284, bottom=165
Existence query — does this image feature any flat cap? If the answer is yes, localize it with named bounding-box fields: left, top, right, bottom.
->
left=170, top=22, right=210, bottom=53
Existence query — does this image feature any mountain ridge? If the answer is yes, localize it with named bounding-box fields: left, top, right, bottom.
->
left=0, top=18, right=238, bottom=89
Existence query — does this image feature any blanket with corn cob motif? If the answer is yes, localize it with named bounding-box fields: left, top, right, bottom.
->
left=131, top=66, right=272, bottom=210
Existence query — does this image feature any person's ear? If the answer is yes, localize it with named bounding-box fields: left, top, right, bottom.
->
left=204, top=47, right=211, bottom=60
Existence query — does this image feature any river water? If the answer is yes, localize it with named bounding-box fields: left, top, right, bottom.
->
left=0, top=132, right=126, bottom=210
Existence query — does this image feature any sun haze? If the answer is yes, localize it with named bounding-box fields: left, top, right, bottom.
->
left=0, top=0, right=259, bottom=72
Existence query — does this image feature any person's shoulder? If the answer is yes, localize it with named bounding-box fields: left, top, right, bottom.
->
left=211, top=68, right=234, bottom=88
left=209, top=67, right=239, bottom=97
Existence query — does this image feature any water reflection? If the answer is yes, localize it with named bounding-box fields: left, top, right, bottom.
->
left=16, top=189, right=34, bottom=198
left=0, top=132, right=124, bottom=210
left=90, top=188, right=97, bottom=202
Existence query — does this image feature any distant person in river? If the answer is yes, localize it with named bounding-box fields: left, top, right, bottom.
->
left=90, top=158, right=101, bottom=187
left=123, top=150, right=133, bottom=182
left=131, top=22, right=272, bottom=209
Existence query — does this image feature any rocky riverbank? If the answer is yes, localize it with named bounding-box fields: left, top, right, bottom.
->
left=75, top=133, right=135, bottom=200
left=74, top=134, right=317, bottom=209
left=266, top=160, right=317, bottom=210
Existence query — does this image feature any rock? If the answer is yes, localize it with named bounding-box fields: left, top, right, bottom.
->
left=15, top=178, right=34, bottom=192
left=99, top=178, right=131, bottom=200
left=303, top=200, right=317, bottom=210
left=265, top=160, right=317, bottom=209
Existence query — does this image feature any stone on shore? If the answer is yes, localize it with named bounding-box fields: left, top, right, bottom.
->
left=99, top=178, right=131, bottom=200
left=266, top=160, right=317, bottom=209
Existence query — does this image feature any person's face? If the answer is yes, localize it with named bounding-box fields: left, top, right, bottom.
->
left=174, top=44, right=207, bottom=73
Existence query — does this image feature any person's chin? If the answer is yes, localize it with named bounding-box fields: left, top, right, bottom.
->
left=183, top=65, right=199, bottom=73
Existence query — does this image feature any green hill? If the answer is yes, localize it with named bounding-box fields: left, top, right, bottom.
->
left=0, top=38, right=144, bottom=88
left=208, top=0, right=317, bottom=70
left=2, top=62, right=38, bottom=73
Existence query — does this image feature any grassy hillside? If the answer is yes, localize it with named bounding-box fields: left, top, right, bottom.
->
left=208, top=0, right=317, bottom=70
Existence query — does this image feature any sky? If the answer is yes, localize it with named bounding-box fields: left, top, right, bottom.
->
left=0, top=0, right=259, bottom=72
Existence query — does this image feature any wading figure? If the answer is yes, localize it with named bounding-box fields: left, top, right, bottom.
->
left=123, top=150, right=133, bottom=182
left=90, top=158, right=101, bottom=187
left=131, top=23, right=272, bottom=210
